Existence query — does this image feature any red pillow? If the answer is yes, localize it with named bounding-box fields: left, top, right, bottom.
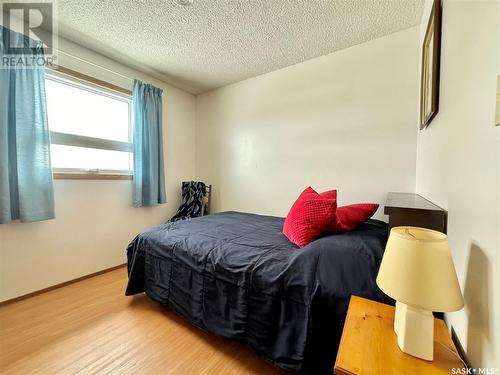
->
left=320, top=189, right=337, bottom=201
left=283, top=187, right=337, bottom=247
left=327, top=203, right=379, bottom=232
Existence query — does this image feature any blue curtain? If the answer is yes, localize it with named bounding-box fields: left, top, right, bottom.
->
left=132, top=79, right=166, bottom=207
left=0, top=27, right=55, bottom=223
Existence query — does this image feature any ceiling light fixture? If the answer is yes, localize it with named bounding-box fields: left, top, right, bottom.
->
left=173, top=0, right=194, bottom=6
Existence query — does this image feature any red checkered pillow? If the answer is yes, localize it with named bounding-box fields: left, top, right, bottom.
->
left=320, top=189, right=337, bottom=201
left=319, top=189, right=338, bottom=201
left=326, top=203, right=379, bottom=232
left=283, top=187, right=337, bottom=247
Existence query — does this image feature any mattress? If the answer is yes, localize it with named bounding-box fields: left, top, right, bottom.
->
left=125, top=211, right=390, bottom=374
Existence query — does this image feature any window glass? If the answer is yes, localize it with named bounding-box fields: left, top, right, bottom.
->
left=50, top=144, right=132, bottom=171
left=45, top=73, right=132, bottom=172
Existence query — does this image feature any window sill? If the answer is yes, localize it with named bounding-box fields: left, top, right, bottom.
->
left=53, top=173, right=133, bottom=180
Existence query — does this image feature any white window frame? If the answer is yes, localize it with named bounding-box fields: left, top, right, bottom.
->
left=46, top=70, right=133, bottom=177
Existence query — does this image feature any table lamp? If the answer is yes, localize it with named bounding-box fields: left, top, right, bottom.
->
left=376, top=227, right=464, bottom=361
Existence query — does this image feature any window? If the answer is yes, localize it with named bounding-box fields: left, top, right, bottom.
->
left=45, top=71, right=133, bottom=177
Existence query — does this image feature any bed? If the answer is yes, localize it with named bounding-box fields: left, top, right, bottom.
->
left=125, top=211, right=391, bottom=374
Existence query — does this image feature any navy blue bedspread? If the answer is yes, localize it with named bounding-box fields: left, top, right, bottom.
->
left=126, top=211, right=390, bottom=374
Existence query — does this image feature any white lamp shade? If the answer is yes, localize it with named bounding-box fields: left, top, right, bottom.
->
left=376, top=226, right=464, bottom=312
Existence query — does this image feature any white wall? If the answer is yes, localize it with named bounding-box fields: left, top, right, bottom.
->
left=195, top=27, right=420, bottom=219
left=0, top=37, right=197, bottom=302
left=416, top=0, right=499, bottom=368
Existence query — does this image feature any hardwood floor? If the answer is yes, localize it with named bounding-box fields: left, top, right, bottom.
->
left=0, top=267, right=288, bottom=375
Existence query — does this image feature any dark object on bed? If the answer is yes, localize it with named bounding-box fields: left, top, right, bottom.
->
left=168, top=181, right=210, bottom=222
left=126, top=211, right=390, bottom=374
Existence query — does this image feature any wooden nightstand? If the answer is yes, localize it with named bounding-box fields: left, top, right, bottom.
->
left=334, top=296, right=465, bottom=375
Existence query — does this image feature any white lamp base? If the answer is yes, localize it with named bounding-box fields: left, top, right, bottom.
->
left=394, top=301, right=434, bottom=361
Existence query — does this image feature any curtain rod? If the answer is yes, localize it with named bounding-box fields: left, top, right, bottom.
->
left=53, top=47, right=135, bottom=83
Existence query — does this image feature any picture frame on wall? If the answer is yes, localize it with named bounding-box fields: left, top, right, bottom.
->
left=420, top=0, right=442, bottom=130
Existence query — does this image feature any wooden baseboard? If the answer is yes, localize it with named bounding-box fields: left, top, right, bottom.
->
left=0, top=264, right=126, bottom=307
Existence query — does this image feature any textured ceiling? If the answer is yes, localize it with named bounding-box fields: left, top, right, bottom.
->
left=55, top=0, right=424, bottom=94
